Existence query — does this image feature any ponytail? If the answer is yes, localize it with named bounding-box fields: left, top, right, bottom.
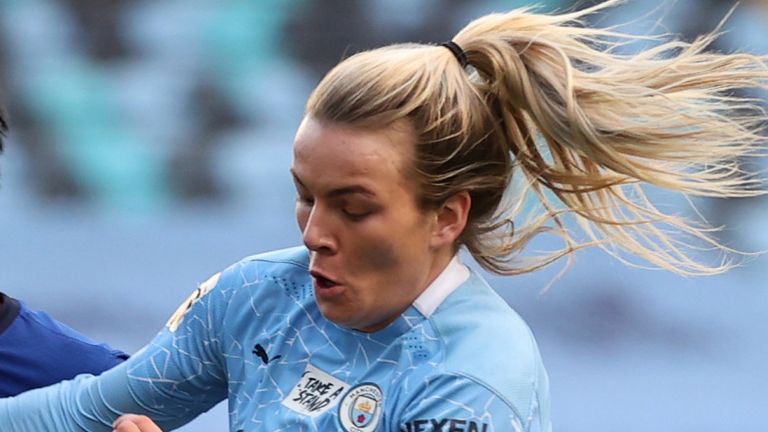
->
left=307, top=0, right=768, bottom=277
left=451, top=0, right=767, bottom=276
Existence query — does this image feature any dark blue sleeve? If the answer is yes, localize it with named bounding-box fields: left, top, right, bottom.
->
left=0, top=294, right=128, bottom=398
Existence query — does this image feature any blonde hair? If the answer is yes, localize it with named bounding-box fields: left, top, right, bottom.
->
left=306, top=0, right=768, bottom=277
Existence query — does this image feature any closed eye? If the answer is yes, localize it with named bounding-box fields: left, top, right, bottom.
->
left=342, top=209, right=372, bottom=221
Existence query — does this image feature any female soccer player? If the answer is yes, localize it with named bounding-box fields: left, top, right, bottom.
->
left=2, top=2, right=767, bottom=431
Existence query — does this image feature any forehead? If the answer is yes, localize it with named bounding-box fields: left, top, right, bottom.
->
left=292, top=116, right=415, bottom=192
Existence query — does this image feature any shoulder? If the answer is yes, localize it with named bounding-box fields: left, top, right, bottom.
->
left=427, top=271, right=549, bottom=426
left=10, top=300, right=128, bottom=362
left=224, top=246, right=313, bottom=310
left=220, top=246, right=311, bottom=301
left=220, top=246, right=310, bottom=288
left=183, top=245, right=311, bottom=302
left=244, top=245, right=310, bottom=268
left=166, top=246, right=311, bottom=332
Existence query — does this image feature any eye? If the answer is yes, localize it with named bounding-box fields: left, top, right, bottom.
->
left=341, top=208, right=372, bottom=222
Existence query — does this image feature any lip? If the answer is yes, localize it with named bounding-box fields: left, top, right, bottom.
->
left=310, top=268, right=345, bottom=300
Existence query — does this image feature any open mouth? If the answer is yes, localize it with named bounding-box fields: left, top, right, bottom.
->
left=315, top=275, right=337, bottom=288
left=310, top=270, right=339, bottom=289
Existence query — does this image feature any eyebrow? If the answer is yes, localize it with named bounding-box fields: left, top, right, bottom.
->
left=290, top=169, right=376, bottom=198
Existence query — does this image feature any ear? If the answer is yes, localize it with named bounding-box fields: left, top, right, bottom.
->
left=430, top=191, right=471, bottom=250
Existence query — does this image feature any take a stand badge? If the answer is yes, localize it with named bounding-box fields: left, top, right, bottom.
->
left=338, top=383, right=383, bottom=432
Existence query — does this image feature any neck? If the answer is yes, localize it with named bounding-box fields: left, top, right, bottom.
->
left=356, top=248, right=457, bottom=334
left=419, top=247, right=456, bottom=297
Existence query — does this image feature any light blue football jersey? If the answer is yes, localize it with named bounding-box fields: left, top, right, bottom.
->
left=0, top=247, right=550, bottom=432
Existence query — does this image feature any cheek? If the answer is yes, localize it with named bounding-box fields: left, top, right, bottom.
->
left=356, top=239, right=400, bottom=272
left=350, top=212, right=432, bottom=277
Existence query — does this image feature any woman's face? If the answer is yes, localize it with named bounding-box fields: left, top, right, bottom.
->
left=291, top=116, right=445, bottom=332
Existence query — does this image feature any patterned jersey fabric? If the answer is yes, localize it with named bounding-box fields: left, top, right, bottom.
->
left=0, top=247, right=550, bottom=432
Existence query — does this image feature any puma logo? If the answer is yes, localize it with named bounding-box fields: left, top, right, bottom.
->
left=253, top=343, right=282, bottom=365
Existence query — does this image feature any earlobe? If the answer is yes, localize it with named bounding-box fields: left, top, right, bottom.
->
left=431, top=191, right=471, bottom=249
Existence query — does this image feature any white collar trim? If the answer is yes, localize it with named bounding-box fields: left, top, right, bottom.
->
left=413, top=255, right=470, bottom=318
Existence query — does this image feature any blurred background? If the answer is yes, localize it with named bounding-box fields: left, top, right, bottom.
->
left=0, top=0, right=766, bottom=430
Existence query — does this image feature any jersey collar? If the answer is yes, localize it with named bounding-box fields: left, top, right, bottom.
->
left=412, top=255, right=470, bottom=319
left=342, top=255, right=469, bottom=344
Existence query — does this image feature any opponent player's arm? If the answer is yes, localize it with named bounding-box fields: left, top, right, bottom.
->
left=0, top=292, right=129, bottom=398
left=0, top=271, right=232, bottom=431
left=395, top=373, right=550, bottom=432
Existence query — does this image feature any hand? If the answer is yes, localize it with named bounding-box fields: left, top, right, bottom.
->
left=112, top=414, right=163, bottom=432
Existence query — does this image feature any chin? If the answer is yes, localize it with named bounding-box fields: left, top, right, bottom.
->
left=320, top=308, right=382, bottom=332
left=317, top=302, right=354, bottom=327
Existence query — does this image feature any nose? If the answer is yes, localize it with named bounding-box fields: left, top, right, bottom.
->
left=301, top=204, right=337, bottom=255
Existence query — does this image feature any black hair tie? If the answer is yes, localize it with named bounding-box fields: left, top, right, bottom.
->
left=440, top=41, right=468, bottom=68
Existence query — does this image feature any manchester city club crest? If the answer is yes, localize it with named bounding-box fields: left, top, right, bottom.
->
left=339, top=383, right=383, bottom=432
